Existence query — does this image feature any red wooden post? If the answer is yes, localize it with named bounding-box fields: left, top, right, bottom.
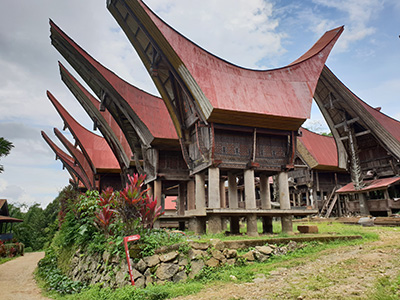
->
left=123, top=234, right=140, bottom=286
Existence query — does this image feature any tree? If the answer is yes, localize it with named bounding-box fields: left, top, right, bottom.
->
left=0, top=137, right=14, bottom=173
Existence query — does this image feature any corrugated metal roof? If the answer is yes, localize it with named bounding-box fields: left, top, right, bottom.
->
left=136, top=0, right=343, bottom=129
left=53, top=128, right=95, bottom=188
left=42, top=130, right=93, bottom=189
left=50, top=21, right=177, bottom=142
left=47, top=91, right=120, bottom=171
left=298, top=128, right=339, bottom=169
left=337, top=177, right=400, bottom=193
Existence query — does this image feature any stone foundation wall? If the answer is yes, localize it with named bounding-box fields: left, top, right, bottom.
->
left=67, top=240, right=304, bottom=288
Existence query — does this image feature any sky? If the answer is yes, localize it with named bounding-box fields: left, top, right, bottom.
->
left=0, top=0, right=399, bottom=208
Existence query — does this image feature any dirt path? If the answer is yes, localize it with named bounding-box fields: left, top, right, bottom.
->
left=0, top=252, right=50, bottom=300
left=174, top=228, right=400, bottom=300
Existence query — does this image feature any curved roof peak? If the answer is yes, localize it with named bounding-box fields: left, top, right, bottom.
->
left=109, top=0, right=343, bottom=130
left=41, top=130, right=92, bottom=189
left=46, top=91, right=120, bottom=171
left=50, top=20, right=177, bottom=142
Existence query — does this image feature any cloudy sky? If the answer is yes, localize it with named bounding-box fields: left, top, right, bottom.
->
left=0, top=0, right=399, bottom=208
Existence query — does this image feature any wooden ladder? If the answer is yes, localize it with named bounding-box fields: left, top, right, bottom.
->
left=319, top=186, right=339, bottom=218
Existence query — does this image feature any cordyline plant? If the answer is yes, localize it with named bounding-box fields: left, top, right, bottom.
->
left=95, top=174, right=164, bottom=236
left=94, top=187, right=116, bottom=237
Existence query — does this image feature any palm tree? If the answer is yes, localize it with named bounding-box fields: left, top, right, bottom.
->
left=0, top=137, right=14, bottom=173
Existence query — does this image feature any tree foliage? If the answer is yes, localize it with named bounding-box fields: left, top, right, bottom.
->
left=9, top=185, right=76, bottom=251
left=0, top=137, right=14, bottom=173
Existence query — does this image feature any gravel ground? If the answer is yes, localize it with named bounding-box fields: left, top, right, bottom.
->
left=0, top=252, right=50, bottom=300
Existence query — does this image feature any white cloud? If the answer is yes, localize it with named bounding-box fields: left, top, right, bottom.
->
left=310, top=0, right=383, bottom=51
left=145, top=0, right=286, bottom=68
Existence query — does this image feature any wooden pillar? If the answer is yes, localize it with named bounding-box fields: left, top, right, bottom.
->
left=247, top=214, right=258, bottom=236
left=278, top=171, right=292, bottom=234
left=178, top=183, right=187, bottom=216
left=244, top=169, right=256, bottom=209
left=359, top=193, right=370, bottom=216
left=154, top=179, right=162, bottom=208
left=384, top=189, right=392, bottom=216
left=220, top=179, right=226, bottom=208
left=147, top=184, right=153, bottom=198
left=208, top=167, right=220, bottom=209
left=208, top=167, right=222, bottom=233
left=260, top=174, right=273, bottom=233
left=187, top=180, right=195, bottom=210
left=260, top=174, right=271, bottom=209
left=244, top=169, right=257, bottom=236
left=228, top=172, right=238, bottom=208
left=195, top=172, right=206, bottom=210
left=228, top=172, right=239, bottom=234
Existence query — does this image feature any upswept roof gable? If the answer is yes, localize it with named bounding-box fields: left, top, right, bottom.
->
left=109, top=0, right=343, bottom=130
left=47, top=91, right=120, bottom=172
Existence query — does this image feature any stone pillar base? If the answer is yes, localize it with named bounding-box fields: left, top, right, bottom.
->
left=247, top=214, right=258, bottom=236
left=153, top=219, right=161, bottom=229
left=208, top=215, right=222, bottom=234
left=281, top=216, right=293, bottom=234
left=188, top=217, right=206, bottom=235
left=262, top=217, right=273, bottom=234
left=230, top=216, right=240, bottom=234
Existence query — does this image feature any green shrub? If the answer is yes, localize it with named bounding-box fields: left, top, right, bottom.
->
left=37, top=248, right=86, bottom=295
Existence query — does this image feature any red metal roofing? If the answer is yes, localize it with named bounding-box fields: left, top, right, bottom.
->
left=53, top=128, right=95, bottom=188
left=137, top=0, right=343, bottom=127
left=59, top=63, right=134, bottom=161
left=47, top=91, right=120, bottom=172
left=50, top=21, right=177, bottom=141
left=355, top=92, right=400, bottom=143
left=337, top=177, right=400, bottom=193
left=164, top=196, right=177, bottom=210
left=41, top=130, right=93, bottom=189
left=298, top=128, right=339, bottom=169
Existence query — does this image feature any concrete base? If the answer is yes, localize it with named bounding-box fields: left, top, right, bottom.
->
left=208, top=215, right=222, bottom=234
left=230, top=216, right=240, bottom=234
left=281, top=216, right=293, bottom=234
left=188, top=217, right=206, bottom=235
left=153, top=220, right=161, bottom=229
left=262, top=216, right=273, bottom=234
left=247, top=214, right=258, bottom=236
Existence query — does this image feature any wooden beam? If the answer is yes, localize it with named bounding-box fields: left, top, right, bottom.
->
left=340, top=130, right=371, bottom=141
left=334, top=117, right=359, bottom=129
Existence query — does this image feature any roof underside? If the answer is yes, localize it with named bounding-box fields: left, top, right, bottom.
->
left=109, top=0, right=343, bottom=131
left=59, top=63, right=133, bottom=169
left=314, top=66, right=400, bottom=168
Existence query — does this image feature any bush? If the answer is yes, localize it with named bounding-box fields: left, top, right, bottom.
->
left=0, top=240, right=24, bottom=257
left=37, top=248, right=86, bottom=295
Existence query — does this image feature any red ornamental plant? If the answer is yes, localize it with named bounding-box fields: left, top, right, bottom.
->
left=95, top=188, right=116, bottom=236
left=116, top=174, right=164, bottom=233
left=140, top=194, right=164, bottom=229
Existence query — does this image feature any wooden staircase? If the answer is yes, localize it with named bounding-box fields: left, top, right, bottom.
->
left=319, top=186, right=339, bottom=218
